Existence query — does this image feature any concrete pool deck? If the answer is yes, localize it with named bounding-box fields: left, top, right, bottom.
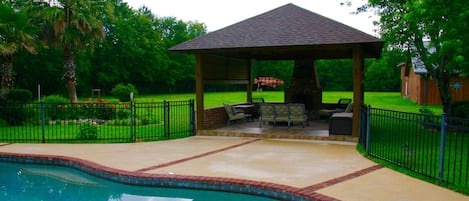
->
left=0, top=136, right=467, bottom=201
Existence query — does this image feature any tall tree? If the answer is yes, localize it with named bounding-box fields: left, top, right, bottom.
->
left=155, top=16, right=207, bottom=92
left=0, top=1, right=37, bottom=99
left=40, top=0, right=110, bottom=102
left=354, top=0, right=468, bottom=113
left=316, top=60, right=353, bottom=91
left=364, top=49, right=403, bottom=92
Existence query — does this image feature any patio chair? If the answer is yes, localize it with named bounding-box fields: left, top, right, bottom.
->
left=329, top=112, right=353, bottom=135
left=224, top=104, right=246, bottom=125
left=337, top=98, right=352, bottom=108
left=259, top=103, right=275, bottom=127
left=274, top=104, right=290, bottom=127
left=343, top=102, right=353, bottom=113
left=319, top=98, right=352, bottom=119
left=329, top=103, right=354, bottom=135
left=289, top=103, right=308, bottom=128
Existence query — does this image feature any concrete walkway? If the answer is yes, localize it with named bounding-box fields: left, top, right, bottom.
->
left=0, top=136, right=467, bottom=201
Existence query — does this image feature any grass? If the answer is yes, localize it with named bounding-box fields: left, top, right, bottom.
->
left=363, top=108, right=469, bottom=195
left=9, top=90, right=439, bottom=143
left=0, top=101, right=194, bottom=143
left=132, top=91, right=442, bottom=114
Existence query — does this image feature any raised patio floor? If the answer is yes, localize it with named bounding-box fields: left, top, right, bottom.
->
left=198, top=119, right=358, bottom=142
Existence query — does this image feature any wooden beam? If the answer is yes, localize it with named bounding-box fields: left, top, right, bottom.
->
left=352, top=46, right=364, bottom=137
left=195, top=55, right=205, bottom=130
left=202, top=54, right=250, bottom=81
left=247, top=59, right=253, bottom=102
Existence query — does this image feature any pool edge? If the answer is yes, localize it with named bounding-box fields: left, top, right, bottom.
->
left=0, top=152, right=335, bottom=201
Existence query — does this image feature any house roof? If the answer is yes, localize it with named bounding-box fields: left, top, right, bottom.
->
left=169, top=3, right=383, bottom=60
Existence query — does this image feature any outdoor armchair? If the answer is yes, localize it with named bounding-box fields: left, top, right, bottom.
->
left=319, top=98, right=352, bottom=119
left=224, top=104, right=246, bottom=125
left=329, top=112, right=353, bottom=135
left=328, top=103, right=354, bottom=135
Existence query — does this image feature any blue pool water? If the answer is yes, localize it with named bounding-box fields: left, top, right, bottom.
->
left=0, top=162, right=277, bottom=201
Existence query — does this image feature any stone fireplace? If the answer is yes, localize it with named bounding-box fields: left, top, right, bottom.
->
left=285, top=60, right=322, bottom=119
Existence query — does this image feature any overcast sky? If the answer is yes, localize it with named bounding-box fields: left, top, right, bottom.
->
left=124, top=0, right=379, bottom=36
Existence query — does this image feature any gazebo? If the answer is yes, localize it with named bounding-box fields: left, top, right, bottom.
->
left=169, top=3, right=383, bottom=137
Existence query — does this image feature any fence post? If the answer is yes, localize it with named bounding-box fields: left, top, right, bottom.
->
left=190, top=99, right=195, bottom=136
left=366, top=105, right=371, bottom=155
left=164, top=100, right=170, bottom=138
left=130, top=101, right=135, bottom=142
left=438, top=113, right=447, bottom=183
left=41, top=102, right=46, bottom=143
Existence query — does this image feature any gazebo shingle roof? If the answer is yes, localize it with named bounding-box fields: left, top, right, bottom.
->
left=169, top=3, right=383, bottom=59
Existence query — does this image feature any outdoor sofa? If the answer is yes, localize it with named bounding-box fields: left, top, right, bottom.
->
left=259, top=103, right=307, bottom=128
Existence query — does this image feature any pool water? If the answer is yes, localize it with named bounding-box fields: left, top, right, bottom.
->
left=0, top=162, right=277, bottom=201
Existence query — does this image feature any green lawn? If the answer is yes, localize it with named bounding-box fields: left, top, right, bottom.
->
left=365, top=115, right=469, bottom=195
left=131, top=91, right=442, bottom=114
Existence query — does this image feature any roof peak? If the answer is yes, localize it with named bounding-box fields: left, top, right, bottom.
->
left=169, top=3, right=383, bottom=59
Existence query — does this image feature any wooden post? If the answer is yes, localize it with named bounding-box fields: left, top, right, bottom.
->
left=247, top=59, right=253, bottom=103
left=352, top=46, right=364, bottom=137
left=195, top=55, right=205, bottom=130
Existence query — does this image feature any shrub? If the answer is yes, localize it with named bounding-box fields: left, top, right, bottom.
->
left=111, top=83, right=138, bottom=102
left=42, top=95, right=70, bottom=120
left=0, top=89, right=34, bottom=125
left=42, top=95, right=69, bottom=103
left=7, top=89, right=32, bottom=102
left=105, top=119, right=130, bottom=126
left=0, top=119, right=8, bottom=127
left=116, top=109, right=130, bottom=119
left=450, top=101, right=469, bottom=119
left=419, top=108, right=440, bottom=129
left=77, top=120, right=98, bottom=140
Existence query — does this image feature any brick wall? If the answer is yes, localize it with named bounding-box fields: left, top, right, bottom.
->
left=200, top=103, right=253, bottom=129
left=202, top=106, right=228, bottom=129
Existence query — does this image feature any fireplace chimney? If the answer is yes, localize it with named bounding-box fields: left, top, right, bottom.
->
left=285, top=60, right=323, bottom=119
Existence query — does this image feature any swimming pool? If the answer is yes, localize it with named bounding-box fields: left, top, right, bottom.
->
left=0, top=162, right=278, bottom=201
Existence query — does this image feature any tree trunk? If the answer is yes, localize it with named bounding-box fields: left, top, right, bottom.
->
left=435, top=67, right=452, bottom=115
left=0, top=55, right=14, bottom=99
left=63, top=44, right=78, bottom=103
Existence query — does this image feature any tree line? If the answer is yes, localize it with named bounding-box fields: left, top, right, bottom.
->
left=1, top=0, right=205, bottom=102
left=252, top=49, right=404, bottom=93
left=1, top=0, right=429, bottom=103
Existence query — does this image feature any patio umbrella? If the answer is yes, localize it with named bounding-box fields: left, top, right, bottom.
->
left=254, top=77, right=285, bottom=90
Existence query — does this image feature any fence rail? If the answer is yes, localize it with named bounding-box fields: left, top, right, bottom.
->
left=360, top=105, right=469, bottom=191
left=0, top=100, right=195, bottom=143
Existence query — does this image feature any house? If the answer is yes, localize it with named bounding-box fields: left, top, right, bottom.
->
left=399, top=62, right=469, bottom=105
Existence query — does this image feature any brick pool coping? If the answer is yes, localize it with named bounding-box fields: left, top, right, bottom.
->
left=0, top=140, right=383, bottom=201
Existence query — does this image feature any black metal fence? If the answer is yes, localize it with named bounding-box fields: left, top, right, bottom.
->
left=360, top=106, right=469, bottom=191
left=0, top=100, right=195, bottom=143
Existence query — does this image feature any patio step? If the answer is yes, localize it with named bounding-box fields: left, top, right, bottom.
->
left=197, top=129, right=358, bottom=143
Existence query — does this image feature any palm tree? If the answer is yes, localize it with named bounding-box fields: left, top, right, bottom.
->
left=0, top=1, right=37, bottom=99
left=40, top=0, right=108, bottom=102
